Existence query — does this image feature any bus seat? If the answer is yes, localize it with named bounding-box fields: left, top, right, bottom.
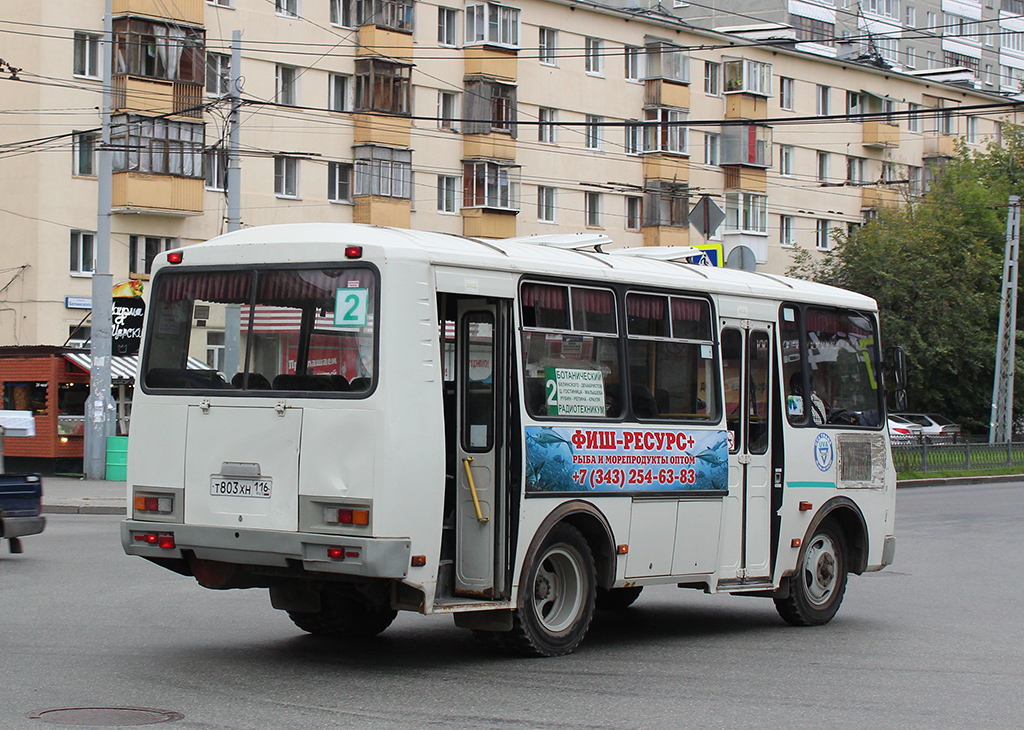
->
left=349, top=377, right=371, bottom=392
left=272, top=374, right=336, bottom=391
left=231, top=372, right=272, bottom=390
left=525, top=378, right=546, bottom=416
left=631, top=384, right=660, bottom=418
left=146, top=368, right=229, bottom=389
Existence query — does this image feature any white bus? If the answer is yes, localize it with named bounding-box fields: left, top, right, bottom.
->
left=122, top=223, right=901, bottom=656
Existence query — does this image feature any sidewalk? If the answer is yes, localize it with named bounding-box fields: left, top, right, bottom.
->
left=42, top=476, right=127, bottom=515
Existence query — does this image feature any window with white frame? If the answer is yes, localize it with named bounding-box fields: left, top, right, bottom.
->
left=704, top=132, right=720, bottom=165
left=882, top=161, right=898, bottom=183
left=847, top=156, right=865, bottom=183
left=926, top=11, right=936, bottom=29
left=644, top=108, right=687, bottom=154
left=354, top=59, right=412, bottom=115
left=585, top=37, right=604, bottom=75
left=816, top=85, right=830, bottom=116
left=330, top=0, right=353, bottom=26
left=626, top=196, right=642, bottom=230
left=905, top=5, right=915, bottom=26
left=208, top=0, right=232, bottom=7
left=205, top=147, right=227, bottom=190
left=73, top=131, right=97, bottom=176
left=624, top=46, right=640, bottom=81
left=538, top=107, right=556, bottom=143
left=537, top=185, right=556, bottom=222
left=438, top=175, right=458, bottom=213
left=463, top=79, right=516, bottom=135
left=328, top=161, right=353, bottom=202
left=539, top=27, right=557, bottom=65
left=585, top=191, right=602, bottom=227
left=438, top=91, right=459, bottom=130
left=816, top=219, right=831, bottom=250
left=966, top=115, right=979, bottom=143
left=725, top=192, right=767, bottom=233
left=206, top=52, right=230, bottom=96
left=330, top=73, right=351, bottom=112
left=110, top=115, right=204, bottom=177
left=779, top=144, right=794, bottom=176
left=624, top=121, right=642, bottom=154
left=905, top=46, right=917, bottom=68
left=129, top=236, right=176, bottom=276
left=275, top=156, right=299, bottom=197
left=355, top=146, right=412, bottom=198
left=704, top=61, right=721, bottom=95
left=465, top=3, right=519, bottom=47
left=907, top=102, right=920, bottom=132
left=907, top=165, right=922, bottom=195
left=73, top=32, right=100, bottom=78
left=438, top=7, right=458, bottom=46
left=847, top=91, right=864, bottom=117
left=779, top=77, right=794, bottom=110
left=585, top=115, right=602, bottom=150
left=276, top=0, right=298, bottom=18
left=817, top=151, right=830, bottom=182
left=276, top=65, right=298, bottom=106
left=780, top=215, right=795, bottom=247
left=723, top=58, right=771, bottom=95
left=866, top=0, right=899, bottom=20
left=462, top=160, right=520, bottom=210
left=70, top=230, right=95, bottom=274
left=644, top=40, right=689, bottom=83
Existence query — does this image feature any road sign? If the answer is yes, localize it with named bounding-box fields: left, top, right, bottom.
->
left=690, top=195, right=726, bottom=239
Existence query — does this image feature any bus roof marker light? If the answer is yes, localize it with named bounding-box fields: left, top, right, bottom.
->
left=344, top=246, right=362, bottom=259
left=167, top=251, right=183, bottom=264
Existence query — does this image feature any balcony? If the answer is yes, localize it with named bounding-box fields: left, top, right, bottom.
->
left=112, top=173, right=203, bottom=215
left=112, top=77, right=203, bottom=118
left=861, top=186, right=900, bottom=209
left=863, top=121, right=900, bottom=148
left=113, top=0, right=204, bottom=25
left=721, top=124, right=772, bottom=168
left=923, top=134, right=958, bottom=158
left=644, top=79, right=689, bottom=110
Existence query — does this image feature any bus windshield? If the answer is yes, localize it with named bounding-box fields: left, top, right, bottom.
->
left=143, top=266, right=377, bottom=394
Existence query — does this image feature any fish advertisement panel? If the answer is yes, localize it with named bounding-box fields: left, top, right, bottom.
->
left=525, top=426, right=729, bottom=493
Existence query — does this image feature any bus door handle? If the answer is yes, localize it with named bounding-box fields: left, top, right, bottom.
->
left=462, top=457, right=490, bottom=524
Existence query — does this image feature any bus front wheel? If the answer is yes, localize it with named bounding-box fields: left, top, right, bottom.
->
left=505, top=523, right=596, bottom=657
left=774, top=520, right=848, bottom=626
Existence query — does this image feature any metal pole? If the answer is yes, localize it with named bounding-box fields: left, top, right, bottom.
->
left=85, top=0, right=116, bottom=479
left=222, top=31, right=243, bottom=380
left=990, top=195, right=1020, bottom=444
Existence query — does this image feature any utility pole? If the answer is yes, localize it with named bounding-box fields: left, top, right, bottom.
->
left=85, top=0, right=115, bottom=479
left=223, top=31, right=243, bottom=379
left=990, top=194, right=1020, bottom=444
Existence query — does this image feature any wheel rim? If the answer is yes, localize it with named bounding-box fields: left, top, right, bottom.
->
left=531, top=546, right=584, bottom=633
left=801, top=533, right=839, bottom=607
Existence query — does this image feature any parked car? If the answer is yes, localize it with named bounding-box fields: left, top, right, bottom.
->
left=888, top=415, right=924, bottom=443
left=0, top=473, right=46, bottom=554
left=895, top=413, right=961, bottom=441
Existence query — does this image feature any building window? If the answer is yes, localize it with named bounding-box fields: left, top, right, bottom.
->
left=438, top=175, right=458, bottom=213
left=73, top=32, right=100, bottom=78
left=926, top=11, right=936, bottom=29
left=780, top=215, right=794, bottom=247
left=462, top=160, right=520, bottom=210
left=645, top=40, right=689, bottom=83
left=644, top=182, right=689, bottom=228
left=847, top=156, right=864, bottom=183
left=354, top=59, right=411, bottom=115
left=329, top=161, right=353, bottom=202
left=725, top=193, right=767, bottom=233
left=275, top=156, right=299, bottom=197
left=112, top=19, right=205, bottom=84
left=465, top=3, right=520, bottom=47
left=206, top=52, right=230, bottom=96
left=926, top=50, right=936, bottom=69
left=463, top=79, right=516, bottom=135
left=330, top=73, right=351, bottom=112
left=276, top=0, right=298, bottom=17
left=905, top=46, right=917, bottom=69
left=70, top=231, right=95, bottom=275
left=538, top=107, right=556, bottom=143
left=966, top=115, right=979, bottom=143
left=73, top=131, right=97, bottom=176
left=906, top=6, right=915, bottom=26
left=438, top=91, right=459, bottom=130
left=354, top=146, right=411, bottom=199
left=644, top=108, right=688, bottom=155
left=626, top=196, right=642, bottom=230
left=585, top=192, right=602, bottom=227
left=208, top=0, right=232, bottom=7
left=438, top=7, right=458, bottom=46
left=790, top=14, right=835, bottom=45
left=779, top=144, right=794, bottom=176
left=816, top=85, right=830, bottom=116
left=585, top=37, right=604, bottom=75
left=129, top=236, right=175, bottom=276
left=779, top=77, right=794, bottom=110
left=624, top=46, right=640, bottom=81
left=723, top=59, right=771, bottom=95
left=110, top=115, right=204, bottom=178
left=276, top=65, right=298, bottom=106
left=816, top=219, right=831, bottom=250
left=205, top=147, right=227, bottom=190
left=704, top=61, right=721, bottom=95
left=625, top=121, right=642, bottom=155
left=330, top=0, right=351, bottom=25
left=847, top=91, right=863, bottom=117
left=985, top=64, right=993, bottom=85
left=817, top=151, right=830, bottom=182
left=585, top=115, right=602, bottom=150
left=907, top=102, right=920, bottom=132
left=704, top=132, right=720, bottom=166
left=335, top=0, right=414, bottom=30
left=537, top=185, right=556, bottom=222
left=539, top=27, right=557, bottom=65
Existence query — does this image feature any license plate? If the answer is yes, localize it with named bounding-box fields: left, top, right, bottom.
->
left=210, top=477, right=272, bottom=498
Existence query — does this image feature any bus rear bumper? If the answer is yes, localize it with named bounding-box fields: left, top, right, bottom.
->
left=121, top=519, right=411, bottom=580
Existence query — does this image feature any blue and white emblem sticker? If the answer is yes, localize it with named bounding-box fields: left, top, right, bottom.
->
left=814, top=433, right=834, bottom=472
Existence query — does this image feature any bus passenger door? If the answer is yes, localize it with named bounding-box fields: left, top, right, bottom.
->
left=454, top=300, right=505, bottom=598
left=721, top=322, right=773, bottom=581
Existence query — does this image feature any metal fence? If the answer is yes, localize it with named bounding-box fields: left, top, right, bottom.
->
left=892, top=438, right=1024, bottom=474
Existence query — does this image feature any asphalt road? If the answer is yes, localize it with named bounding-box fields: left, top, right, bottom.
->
left=2, top=482, right=1022, bottom=730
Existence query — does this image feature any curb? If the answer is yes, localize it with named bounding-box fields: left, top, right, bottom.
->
left=43, top=504, right=126, bottom=516
left=897, top=474, right=1024, bottom=489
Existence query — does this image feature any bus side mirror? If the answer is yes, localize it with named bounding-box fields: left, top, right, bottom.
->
left=883, top=345, right=908, bottom=412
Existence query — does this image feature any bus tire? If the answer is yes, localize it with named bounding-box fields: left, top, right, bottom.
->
left=774, top=520, right=848, bottom=627
left=596, top=586, right=643, bottom=610
left=505, top=523, right=596, bottom=657
left=287, top=588, right=397, bottom=638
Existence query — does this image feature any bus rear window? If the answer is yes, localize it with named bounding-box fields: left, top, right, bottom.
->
left=144, top=266, right=377, bottom=394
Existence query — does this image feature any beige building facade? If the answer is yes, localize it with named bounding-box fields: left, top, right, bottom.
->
left=0, top=0, right=1018, bottom=351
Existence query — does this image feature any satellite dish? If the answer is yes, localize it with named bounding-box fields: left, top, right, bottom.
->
left=726, top=245, right=757, bottom=271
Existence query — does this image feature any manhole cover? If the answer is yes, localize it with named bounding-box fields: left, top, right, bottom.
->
left=28, top=707, right=183, bottom=726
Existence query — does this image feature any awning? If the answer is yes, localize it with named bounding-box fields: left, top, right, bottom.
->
left=64, top=353, right=212, bottom=385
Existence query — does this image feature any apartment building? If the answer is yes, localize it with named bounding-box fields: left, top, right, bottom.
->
left=0, top=0, right=1016, bottom=357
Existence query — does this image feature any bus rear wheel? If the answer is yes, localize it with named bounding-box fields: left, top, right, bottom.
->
left=504, top=523, right=596, bottom=657
left=774, top=520, right=848, bottom=626
left=287, top=587, right=397, bottom=638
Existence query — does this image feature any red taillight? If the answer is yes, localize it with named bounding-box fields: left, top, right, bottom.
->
left=167, top=251, right=183, bottom=264
left=892, top=427, right=910, bottom=434
left=344, top=246, right=362, bottom=259
left=324, top=507, right=369, bottom=526
left=133, top=532, right=175, bottom=549
left=157, top=534, right=176, bottom=549
left=327, top=547, right=345, bottom=560
left=134, top=495, right=172, bottom=513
